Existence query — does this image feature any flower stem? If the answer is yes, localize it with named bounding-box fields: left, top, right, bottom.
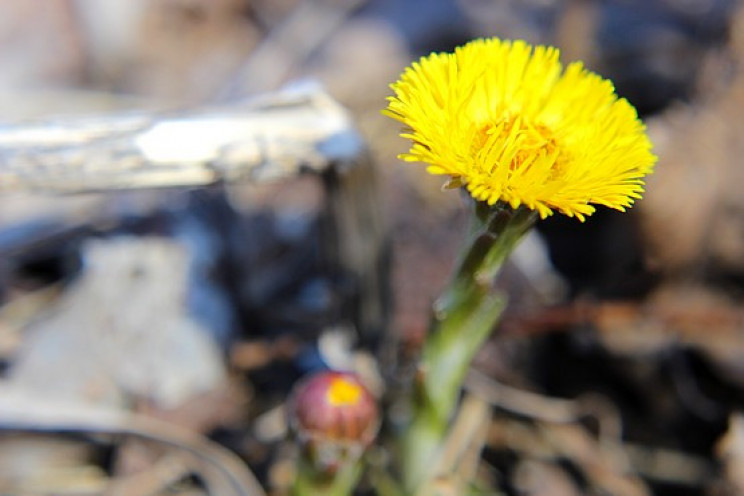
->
left=402, top=202, right=536, bottom=492
left=292, top=456, right=362, bottom=496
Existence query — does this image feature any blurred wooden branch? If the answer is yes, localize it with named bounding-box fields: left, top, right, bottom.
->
left=0, top=83, right=363, bottom=193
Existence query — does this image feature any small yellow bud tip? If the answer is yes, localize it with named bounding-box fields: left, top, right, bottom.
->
left=326, top=377, right=363, bottom=406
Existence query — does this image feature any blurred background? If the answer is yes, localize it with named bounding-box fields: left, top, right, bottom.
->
left=1, top=0, right=744, bottom=495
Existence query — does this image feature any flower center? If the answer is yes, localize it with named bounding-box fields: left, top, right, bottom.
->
left=474, top=117, right=560, bottom=173
left=326, top=376, right=363, bottom=406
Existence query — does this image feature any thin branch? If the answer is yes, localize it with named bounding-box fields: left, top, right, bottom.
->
left=0, top=392, right=266, bottom=496
left=0, top=84, right=362, bottom=193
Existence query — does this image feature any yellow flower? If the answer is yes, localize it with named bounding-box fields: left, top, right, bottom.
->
left=384, top=38, right=656, bottom=221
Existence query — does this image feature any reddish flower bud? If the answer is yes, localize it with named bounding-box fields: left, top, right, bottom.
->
left=288, top=371, right=380, bottom=473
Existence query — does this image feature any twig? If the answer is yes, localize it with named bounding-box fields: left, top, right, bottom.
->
left=623, top=442, right=714, bottom=487
left=539, top=423, right=650, bottom=496
left=0, top=84, right=362, bottom=193
left=465, top=369, right=578, bottom=424
left=488, top=417, right=650, bottom=496
left=0, top=392, right=266, bottom=496
left=413, top=393, right=492, bottom=496
left=106, top=453, right=193, bottom=496
left=219, top=0, right=369, bottom=98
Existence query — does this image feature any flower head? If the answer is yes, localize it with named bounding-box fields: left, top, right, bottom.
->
left=384, top=38, right=656, bottom=221
left=288, top=371, right=379, bottom=473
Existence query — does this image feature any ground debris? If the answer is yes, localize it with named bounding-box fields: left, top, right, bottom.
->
left=1, top=1, right=744, bottom=495
left=6, top=237, right=226, bottom=409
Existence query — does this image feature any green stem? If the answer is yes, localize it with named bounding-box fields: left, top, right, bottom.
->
left=401, top=202, right=536, bottom=492
left=292, top=455, right=362, bottom=496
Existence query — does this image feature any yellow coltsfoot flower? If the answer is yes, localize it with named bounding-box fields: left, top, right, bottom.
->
left=384, top=38, right=657, bottom=221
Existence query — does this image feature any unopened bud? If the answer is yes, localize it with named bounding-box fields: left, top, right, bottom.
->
left=288, top=371, right=379, bottom=473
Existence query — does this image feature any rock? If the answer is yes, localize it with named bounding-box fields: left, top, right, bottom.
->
left=7, top=237, right=226, bottom=409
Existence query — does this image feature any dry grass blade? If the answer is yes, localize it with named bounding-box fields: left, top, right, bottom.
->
left=418, top=394, right=492, bottom=496
left=465, top=369, right=578, bottom=424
